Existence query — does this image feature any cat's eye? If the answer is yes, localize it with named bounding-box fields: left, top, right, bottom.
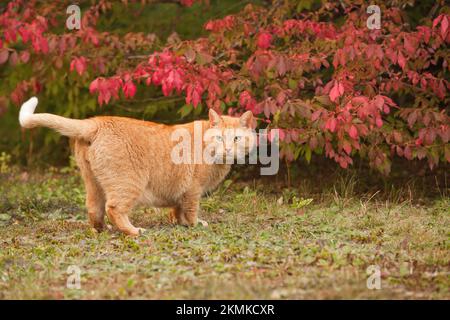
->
left=215, top=135, right=223, bottom=142
left=234, top=136, right=242, bottom=142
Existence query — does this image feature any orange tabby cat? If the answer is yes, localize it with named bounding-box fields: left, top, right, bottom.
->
left=19, top=97, right=254, bottom=236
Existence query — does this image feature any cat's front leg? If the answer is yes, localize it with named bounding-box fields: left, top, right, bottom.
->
left=169, top=206, right=208, bottom=227
left=179, top=188, right=207, bottom=227
left=169, top=206, right=188, bottom=225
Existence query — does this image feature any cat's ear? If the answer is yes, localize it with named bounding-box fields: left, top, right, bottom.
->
left=239, top=111, right=254, bottom=128
left=209, top=109, right=222, bottom=127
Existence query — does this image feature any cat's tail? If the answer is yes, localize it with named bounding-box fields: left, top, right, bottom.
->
left=19, top=97, right=97, bottom=140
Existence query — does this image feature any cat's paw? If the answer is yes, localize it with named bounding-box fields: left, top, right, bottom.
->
left=90, top=227, right=101, bottom=235
left=90, top=224, right=110, bottom=234
left=137, top=227, right=147, bottom=235
left=168, top=212, right=177, bottom=224
left=197, top=219, right=209, bottom=227
left=125, top=227, right=147, bottom=237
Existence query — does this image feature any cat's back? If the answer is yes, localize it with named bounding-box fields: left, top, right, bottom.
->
left=93, top=116, right=165, bottom=131
left=92, top=116, right=203, bottom=136
left=92, top=116, right=176, bottom=142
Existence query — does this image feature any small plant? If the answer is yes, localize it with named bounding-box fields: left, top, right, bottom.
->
left=290, top=196, right=313, bottom=209
left=279, top=188, right=313, bottom=209
left=332, top=174, right=357, bottom=209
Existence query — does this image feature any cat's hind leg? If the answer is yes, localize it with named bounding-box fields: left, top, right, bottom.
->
left=103, top=187, right=145, bottom=237
left=74, top=140, right=106, bottom=231
left=85, top=177, right=106, bottom=231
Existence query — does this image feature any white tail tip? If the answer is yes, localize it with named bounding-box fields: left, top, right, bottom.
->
left=19, top=96, right=38, bottom=127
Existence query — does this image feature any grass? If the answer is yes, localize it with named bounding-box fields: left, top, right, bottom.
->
left=0, top=163, right=448, bottom=299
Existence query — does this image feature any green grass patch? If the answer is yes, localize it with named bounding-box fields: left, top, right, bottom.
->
left=0, top=168, right=448, bottom=299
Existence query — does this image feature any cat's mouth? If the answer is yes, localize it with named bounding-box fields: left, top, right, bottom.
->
left=212, top=151, right=247, bottom=164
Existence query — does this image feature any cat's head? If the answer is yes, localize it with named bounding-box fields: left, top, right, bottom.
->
left=204, top=109, right=256, bottom=163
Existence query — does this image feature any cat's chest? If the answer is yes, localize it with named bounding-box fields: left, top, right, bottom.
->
left=201, top=165, right=231, bottom=193
left=138, top=189, right=177, bottom=208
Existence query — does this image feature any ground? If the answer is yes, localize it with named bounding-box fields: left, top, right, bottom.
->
left=0, top=162, right=448, bottom=299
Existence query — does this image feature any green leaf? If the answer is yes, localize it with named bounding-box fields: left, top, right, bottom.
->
left=288, top=79, right=298, bottom=90
left=305, top=146, right=312, bottom=163
left=193, top=103, right=203, bottom=116
left=178, top=104, right=193, bottom=118
left=296, top=0, right=312, bottom=12
left=273, top=110, right=281, bottom=124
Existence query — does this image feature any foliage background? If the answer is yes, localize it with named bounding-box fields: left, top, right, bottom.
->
left=0, top=0, right=448, bottom=177
left=0, top=0, right=264, bottom=165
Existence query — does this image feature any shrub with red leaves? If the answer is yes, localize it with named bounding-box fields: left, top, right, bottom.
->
left=1, top=0, right=449, bottom=173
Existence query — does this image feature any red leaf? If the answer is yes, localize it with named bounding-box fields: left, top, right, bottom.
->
left=338, top=156, right=348, bottom=168
left=276, top=91, right=286, bottom=105
left=433, top=15, right=443, bottom=29
left=39, top=37, right=49, bottom=54
left=279, top=129, right=286, bottom=141
left=348, top=125, right=358, bottom=139
left=311, top=110, right=322, bottom=121
left=20, top=51, right=30, bottom=63
left=441, top=16, right=449, bottom=38
left=338, top=82, right=344, bottom=95
left=374, top=96, right=384, bottom=109
left=268, top=129, right=285, bottom=142
left=89, top=78, right=100, bottom=94
left=18, top=26, right=31, bottom=43
left=122, top=81, right=137, bottom=99
left=325, top=117, right=337, bottom=132
left=276, top=55, right=287, bottom=76
left=239, top=90, right=257, bottom=113
left=329, top=81, right=343, bottom=102
left=393, top=131, right=402, bottom=143
left=70, top=57, right=87, bottom=76
left=398, top=51, right=406, bottom=69
left=186, top=84, right=203, bottom=108
left=404, top=146, right=412, bottom=160
left=309, top=136, right=318, bottom=149
left=407, top=111, right=418, bottom=128
left=375, top=117, right=383, bottom=128
left=257, top=31, right=272, bottom=49
left=204, top=21, right=214, bottom=31
left=0, top=49, right=9, bottom=64
left=8, top=51, right=18, bottom=66
left=191, top=88, right=201, bottom=107
left=342, top=140, right=352, bottom=155
left=404, top=36, right=416, bottom=55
